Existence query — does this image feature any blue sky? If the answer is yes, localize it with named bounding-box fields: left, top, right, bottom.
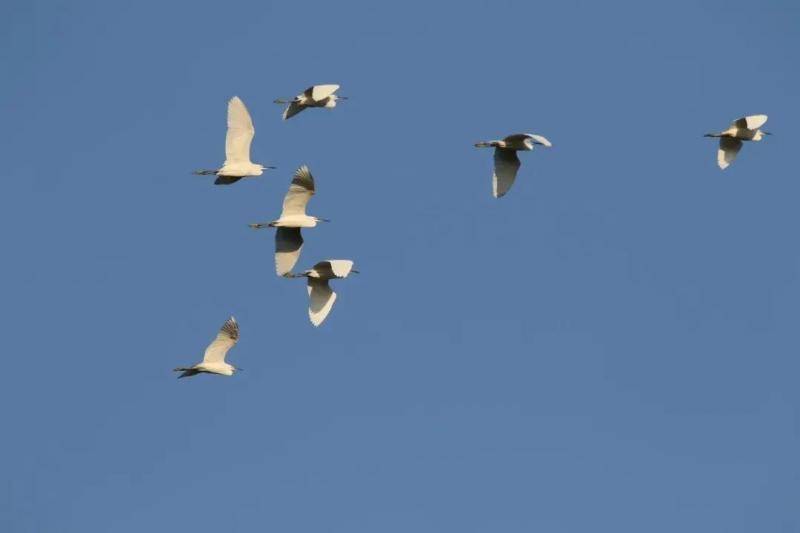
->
left=1, top=0, right=799, bottom=531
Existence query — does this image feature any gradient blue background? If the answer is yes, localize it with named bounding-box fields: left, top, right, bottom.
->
left=1, top=1, right=798, bottom=531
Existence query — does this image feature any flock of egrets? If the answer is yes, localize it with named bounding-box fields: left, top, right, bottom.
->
left=173, top=83, right=771, bottom=378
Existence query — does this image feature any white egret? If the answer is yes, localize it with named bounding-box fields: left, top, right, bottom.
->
left=475, top=133, right=552, bottom=198
left=249, top=165, right=328, bottom=276
left=194, top=96, right=274, bottom=184
left=289, top=260, right=358, bottom=327
left=274, top=84, right=346, bottom=121
left=705, top=115, right=771, bottom=169
left=174, top=317, right=241, bottom=378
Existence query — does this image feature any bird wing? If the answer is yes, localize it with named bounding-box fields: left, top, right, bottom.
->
left=307, top=278, right=337, bottom=327
left=718, top=137, right=742, bottom=170
left=492, top=148, right=521, bottom=198
left=275, top=227, right=304, bottom=276
left=326, top=259, right=354, bottom=278
left=280, top=165, right=315, bottom=218
left=310, top=84, right=340, bottom=101
left=214, top=175, right=243, bottom=185
left=525, top=134, right=552, bottom=147
left=283, top=101, right=305, bottom=121
left=225, top=97, right=255, bottom=164
left=733, top=115, right=768, bottom=131
left=202, top=317, right=239, bottom=364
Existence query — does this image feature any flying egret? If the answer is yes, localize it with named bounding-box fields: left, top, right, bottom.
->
left=249, top=165, right=328, bottom=276
left=194, top=96, right=274, bottom=185
left=475, top=133, right=552, bottom=198
left=274, top=84, right=346, bottom=121
left=704, top=115, right=770, bottom=169
left=289, top=260, right=358, bottom=327
left=173, top=317, right=241, bottom=378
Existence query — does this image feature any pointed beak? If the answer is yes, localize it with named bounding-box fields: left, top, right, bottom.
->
left=351, top=269, right=360, bottom=274
left=338, top=96, right=348, bottom=100
left=319, top=218, right=331, bottom=223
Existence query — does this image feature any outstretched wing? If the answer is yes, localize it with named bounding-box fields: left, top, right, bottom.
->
left=202, top=317, right=239, bottom=364
left=280, top=165, right=315, bottom=218
left=275, top=227, right=303, bottom=276
left=310, top=84, right=340, bottom=101
left=492, top=147, right=521, bottom=198
left=525, top=134, right=552, bottom=147
left=733, top=115, right=768, bottom=131
left=307, top=278, right=337, bottom=327
left=225, top=97, right=255, bottom=164
left=718, top=137, right=742, bottom=169
left=283, top=101, right=305, bottom=121
left=214, top=175, right=243, bottom=185
left=309, top=259, right=355, bottom=279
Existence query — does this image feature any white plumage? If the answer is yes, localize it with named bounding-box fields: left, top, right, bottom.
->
left=249, top=166, right=327, bottom=276
left=291, top=260, right=358, bottom=327
left=475, top=132, right=552, bottom=198
left=275, top=84, right=346, bottom=121
left=705, top=115, right=770, bottom=170
left=173, top=317, right=241, bottom=378
left=194, top=97, right=274, bottom=184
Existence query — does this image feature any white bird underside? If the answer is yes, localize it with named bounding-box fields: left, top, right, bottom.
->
left=307, top=278, right=337, bottom=326
left=275, top=227, right=303, bottom=276
left=718, top=137, right=742, bottom=170
left=310, top=84, right=340, bottom=100
left=734, top=114, right=768, bottom=131
left=282, top=84, right=341, bottom=120
left=493, top=148, right=521, bottom=198
left=224, top=96, right=255, bottom=168
left=175, top=317, right=240, bottom=378
left=271, top=166, right=318, bottom=275
left=709, top=115, right=768, bottom=169
left=280, top=165, right=315, bottom=219
left=304, top=260, right=355, bottom=326
left=477, top=133, right=551, bottom=198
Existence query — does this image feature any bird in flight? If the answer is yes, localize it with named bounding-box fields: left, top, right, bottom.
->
left=194, top=96, right=274, bottom=184
left=173, top=317, right=241, bottom=378
left=475, top=133, right=552, bottom=198
left=274, top=84, right=346, bottom=121
left=704, top=115, right=771, bottom=170
left=289, top=260, right=358, bottom=326
left=249, top=165, right=328, bottom=276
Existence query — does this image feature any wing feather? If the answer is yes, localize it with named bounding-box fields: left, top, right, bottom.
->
left=718, top=137, right=742, bottom=169
left=280, top=165, right=315, bottom=218
left=307, top=278, right=337, bottom=326
left=492, top=148, right=521, bottom=198
left=225, top=97, right=255, bottom=164
left=202, top=317, right=239, bottom=364
left=310, top=84, right=340, bottom=101
left=275, top=227, right=303, bottom=276
left=283, top=101, right=305, bottom=121
left=734, top=115, right=768, bottom=130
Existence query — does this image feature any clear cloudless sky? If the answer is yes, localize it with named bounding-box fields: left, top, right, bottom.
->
left=1, top=0, right=799, bottom=531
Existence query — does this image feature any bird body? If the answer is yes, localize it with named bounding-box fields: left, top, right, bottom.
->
left=194, top=96, right=274, bottom=184
left=475, top=133, right=552, bottom=198
left=174, top=317, right=241, bottom=378
left=267, top=215, right=320, bottom=228
left=249, top=166, right=326, bottom=276
left=275, top=84, right=345, bottom=120
left=705, top=115, right=770, bottom=169
left=290, top=260, right=358, bottom=327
